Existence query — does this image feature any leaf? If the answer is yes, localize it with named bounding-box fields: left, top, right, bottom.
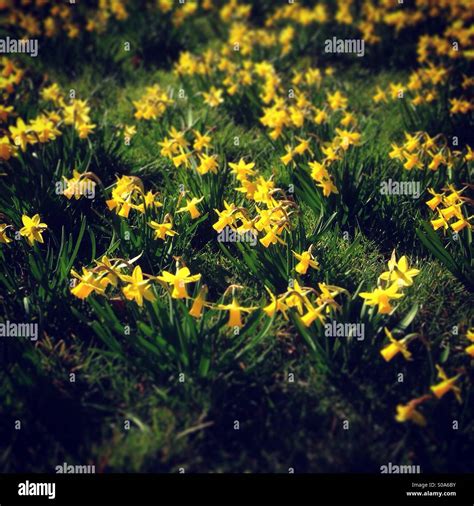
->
left=440, top=344, right=450, bottom=363
left=393, top=303, right=419, bottom=332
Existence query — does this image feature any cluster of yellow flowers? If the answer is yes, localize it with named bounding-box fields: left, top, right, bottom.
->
left=177, top=51, right=361, bottom=207
left=105, top=173, right=205, bottom=241
left=69, top=251, right=349, bottom=331
left=158, top=126, right=217, bottom=174
left=263, top=281, right=346, bottom=328
left=396, top=361, right=466, bottom=428
left=71, top=255, right=258, bottom=328
left=374, top=65, right=449, bottom=107
left=70, top=252, right=248, bottom=326
left=61, top=171, right=98, bottom=200
left=158, top=0, right=213, bottom=28
left=265, top=2, right=328, bottom=28
left=307, top=125, right=361, bottom=197
left=2, top=114, right=60, bottom=158
left=375, top=70, right=472, bottom=114
left=175, top=43, right=356, bottom=154
left=106, top=175, right=163, bottom=219
left=359, top=251, right=420, bottom=315
left=389, top=132, right=472, bottom=171
left=260, top=80, right=354, bottom=141
left=0, top=78, right=97, bottom=161
left=174, top=49, right=215, bottom=77
left=71, top=256, right=127, bottom=299
left=260, top=76, right=360, bottom=197
left=358, top=253, right=468, bottom=429
left=369, top=0, right=472, bottom=114
left=418, top=22, right=473, bottom=63
left=61, top=97, right=96, bottom=139
left=0, top=57, right=24, bottom=95
left=363, top=268, right=450, bottom=429
left=1, top=0, right=129, bottom=39
left=133, top=84, right=174, bottom=121
left=0, top=214, right=48, bottom=246
left=2, top=0, right=471, bottom=441
left=71, top=256, right=158, bottom=307
left=426, top=185, right=473, bottom=234
left=465, top=329, right=474, bottom=358
left=213, top=160, right=294, bottom=249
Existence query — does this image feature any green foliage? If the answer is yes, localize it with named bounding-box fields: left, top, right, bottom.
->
left=416, top=221, right=474, bottom=290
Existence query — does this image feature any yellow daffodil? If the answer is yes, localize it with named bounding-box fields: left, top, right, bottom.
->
left=172, top=149, right=192, bottom=169
left=189, top=285, right=208, bottom=318
left=389, top=143, right=404, bottom=160
left=327, top=90, right=348, bottom=110
left=216, top=297, right=255, bottom=328
left=293, top=248, right=319, bottom=275
left=213, top=201, right=237, bottom=232
left=403, top=132, right=420, bottom=152
left=202, top=86, right=224, bottom=107
left=0, top=223, right=12, bottom=244
left=156, top=266, right=201, bottom=299
left=280, top=145, right=295, bottom=166
left=300, top=302, right=326, bottom=327
left=197, top=154, right=218, bottom=175
left=395, top=396, right=430, bottom=427
left=260, top=225, right=286, bottom=248
left=430, top=365, right=462, bottom=403
left=19, top=214, right=48, bottom=245
left=9, top=118, right=34, bottom=151
left=193, top=130, right=212, bottom=152
left=373, top=86, right=387, bottom=103
left=285, top=281, right=311, bottom=315
left=403, top=151, right=422, bottom=170
left=123, top=125, right=137, bottom=139
left=465, top=329, right=474, bottom=356
left=177, top=196, right=204, bottom=219
left=229, top=159, right=256, bottom=181
left=263, top=287, right=289, bottom=319
left=380, top=328, right=414, bottom=362
left=121, top=265, right=156, bottom=307
left=359, top=282, right=404, bottom=314
left=465, top=344, right=474, bottom=357
left=149, top=220, right=178, bottom=240
left=294, top=137, right=312, bottom=156
left=0, top=136, right=15, bottom=160
left=426, top=188, right=443, bottom=211
left=379, top=251, right=420, bottom=287
left=94, top=256, right=124, bottom=288
left=71, top=267, right=106, bottom=299
left=430, top=209, right=450, bottom=231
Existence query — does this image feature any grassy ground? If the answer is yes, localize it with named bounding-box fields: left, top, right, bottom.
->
left=0, top=0, right=473, bottom=473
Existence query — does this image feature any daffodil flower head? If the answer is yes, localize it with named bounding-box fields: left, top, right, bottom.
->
left=395, top=396, right=429, bottom=427
left=120, top=265, right=156, bottom=307
left=379, top=251, right=420, bottom=288
left=380, top=328, right=414, bottom=362
left=430, top=365, right=462, bottom=403
left=156, top=265, right=201, bottom=299
left=19, top=214, right=48, bottom=246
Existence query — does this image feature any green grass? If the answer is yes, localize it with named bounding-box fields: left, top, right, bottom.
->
left=0, top=0, right=473, bottom=474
